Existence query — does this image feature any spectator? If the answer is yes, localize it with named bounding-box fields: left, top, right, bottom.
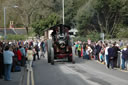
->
left=3, top=45, right=14, bottom=81
left=11, top=46, right=17, bottom=72
left=29, top=41, right=33, bottom=48
left=119, top=40, right=123, bottom=48
left=26, top=47, right=33, bottom=71
left=87, top=38, right=91, bottom=45
left=75, top=42, right=79, bottom=55
left=83, top=42, right=86, bottom=59
left=16, top=47, right=22, bottom=66
left=84, top=45, right=92, bottom=59
left=108, top=44, right=115, bottom=69
left=112, top=42, right=120, bottom=67
left=32, top=47, right=36, bottom=61
left=99, top=44, right=105, bottom=62
left=77, top=43, right=81, bottom=58
left=105, top=43, right=109, bottom=66
left=0, top=47, right=4, bottom=79
left=121, top=44, right=128, bottom=70
left=35, top=45, right=40, bottom=60
left=81, top=42, right=84, bottom=58
left=19, top=46, right=26, bottom=66
left=95, top=42, right=102, bottom=60
left=40, top=40, right=45, bottom=57
left=40, top=40, right=44, bottom=52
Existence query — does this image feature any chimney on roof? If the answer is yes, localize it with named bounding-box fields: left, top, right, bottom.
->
left=9, top=21, right=14, bottom=29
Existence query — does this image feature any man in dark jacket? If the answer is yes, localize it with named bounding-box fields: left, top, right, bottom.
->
left=35, top=45, right=40, bottom=60
left=95, top=42, right=102, bottom=60
left=108, top=45, right=115, bottom=69
left=121, top=45, right=128, bottom=70
left=112, top=43, right=120, bottom=67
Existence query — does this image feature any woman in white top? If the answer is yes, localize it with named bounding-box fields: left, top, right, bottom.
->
left=26, top=47, right=33, bottom=71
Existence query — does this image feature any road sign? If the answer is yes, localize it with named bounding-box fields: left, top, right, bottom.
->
left=100, top=33, right=104, bottom=38
left=100, top=33, right=105, bottom=42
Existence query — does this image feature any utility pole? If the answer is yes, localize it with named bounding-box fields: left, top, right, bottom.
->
left=3, top=5, right=18, bottom=40
left=62, top=0, right=64, bottom=25
left=4, top=7, right=6, bottom=40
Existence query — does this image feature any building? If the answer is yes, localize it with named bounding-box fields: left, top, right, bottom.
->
left=0, top=28, right=27, bottom=36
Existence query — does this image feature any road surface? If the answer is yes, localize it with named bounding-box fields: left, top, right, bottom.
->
left=31, top=55, right=128, bottom=85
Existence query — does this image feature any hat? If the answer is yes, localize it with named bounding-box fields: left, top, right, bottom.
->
left=116, top=44, right=119, bottom=47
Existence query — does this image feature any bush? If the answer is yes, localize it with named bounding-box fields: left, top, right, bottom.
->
left=73, top=36, right=87, bottom=42
left=116, top=28, right=128, bottom=38
left=86, top=32, right=100, bottom=42
left=73, top=31, right=100, bottom=42
left=6, top=34, right=27, bottom=40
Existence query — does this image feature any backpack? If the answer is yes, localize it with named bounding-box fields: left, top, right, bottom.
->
left=15, top=66, right=21, bottom=72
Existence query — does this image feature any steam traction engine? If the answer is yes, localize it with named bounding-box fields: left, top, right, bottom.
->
left=47, top=24, right=75, bottom=65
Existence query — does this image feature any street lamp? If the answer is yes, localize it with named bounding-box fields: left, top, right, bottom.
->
left=4, top=5, right=18, bottom=40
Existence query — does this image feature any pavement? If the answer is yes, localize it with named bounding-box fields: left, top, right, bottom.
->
left=0, top=67, right=25, bottom=85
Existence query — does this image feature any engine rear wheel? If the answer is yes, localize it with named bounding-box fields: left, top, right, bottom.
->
left=47, top=39, right=52, bottom=63
left=51, top=47, right=54, bottom=65
left=72, top=46, right=75, bottom=64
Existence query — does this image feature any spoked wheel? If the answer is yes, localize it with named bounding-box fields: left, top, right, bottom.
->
left=47, top=39, right=52, bottom=63
left=51, top=47, right=54, bottom=65
left=72, top=46, right=75, bottom=64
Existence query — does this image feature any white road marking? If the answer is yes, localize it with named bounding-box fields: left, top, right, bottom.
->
left=27, top=65, right=35, bottom=85
left=31, top=68, right=35, bottom=85
left=27, top=70, right=30, bottom=85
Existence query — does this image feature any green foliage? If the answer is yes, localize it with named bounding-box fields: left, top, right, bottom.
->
left=74, top=31, right=100, bottom=42
left=64, top=0, right=88, bottom=26
left=1, top=0, right=128, bottom=40
left=116, top=27, right=128, bottom=38
left=6, top=34, right=27, bottom=40
left=86, top=31, right=100, bottom=41
left=73, top=36, right=86, bottom=42
left=32, top=13, right=60, bottom=36
left=75, top=0, right=128, bottom=39
left=75, top=0, right=96, bottom=36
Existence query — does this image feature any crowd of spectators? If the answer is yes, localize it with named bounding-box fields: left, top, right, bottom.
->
left=0, top=38, right=127, bottom=81
left=75, top=39, right=128, bottom=70
left=0, top=39, right=46, bottom=81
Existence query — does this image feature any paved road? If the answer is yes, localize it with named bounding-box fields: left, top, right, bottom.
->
left=0, top=54, right=128, bottom=85
left=32, top=55, right=128, bottom=85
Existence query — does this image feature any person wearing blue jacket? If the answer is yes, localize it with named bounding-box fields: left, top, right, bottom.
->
left=3, top=45, right=14, bottom=81
left=121, top=45, right=128, bottom=70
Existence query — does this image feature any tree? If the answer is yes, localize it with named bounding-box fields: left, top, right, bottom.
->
left=32, top=13, right=60, bottom=36
left=64, top=0, right=88, bottom=27
left=75, top=0, right=96, bottom=36
left=94, top=0, right=128, bottom=37
left=1, top=0, right=55, bottom=34
left=75, top=0, right=128, bottom=38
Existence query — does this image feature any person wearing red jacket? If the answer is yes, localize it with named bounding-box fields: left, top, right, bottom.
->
left=16, top=47, right=22, bottom=65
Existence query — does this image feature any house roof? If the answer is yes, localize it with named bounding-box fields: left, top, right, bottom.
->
left=44, top=24, right=71, bottom=31
left=0, top=28, right=27, bottom=35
